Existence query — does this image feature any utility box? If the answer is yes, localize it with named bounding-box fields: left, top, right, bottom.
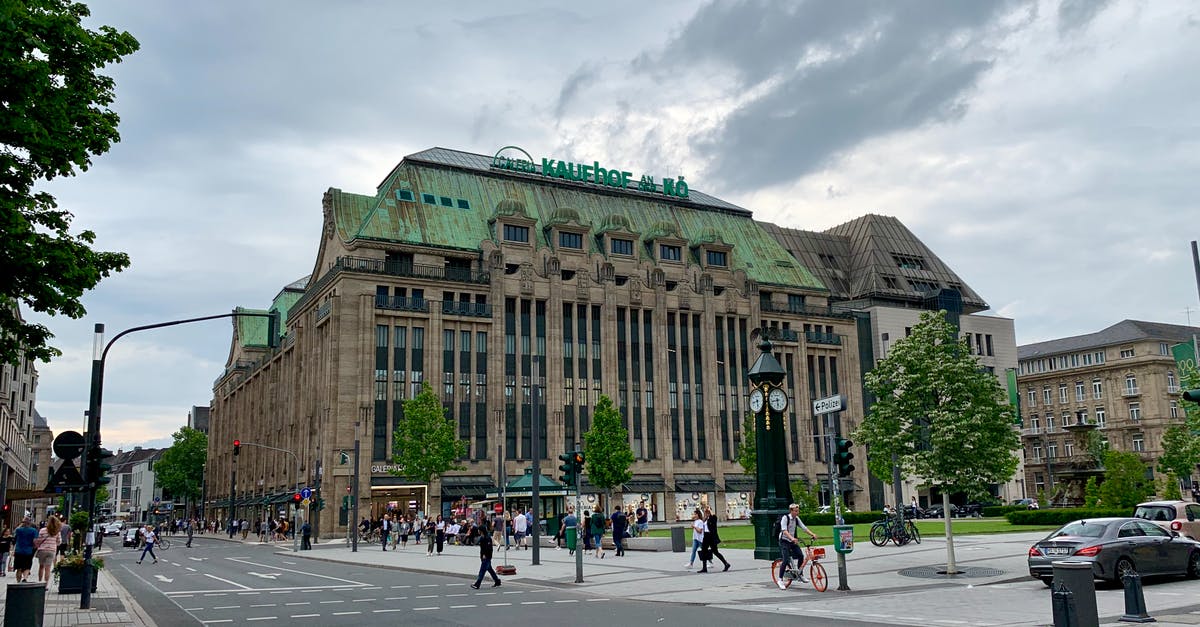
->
left=5, top=582, right=46, bottom=627
left=832, top=525, right=854, bottom=554
left=670, top=526, right=686, bottom=552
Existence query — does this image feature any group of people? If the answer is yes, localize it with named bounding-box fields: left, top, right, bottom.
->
left=365, top=512, right=456, bottom=555
left=685, top=506, right=732, bottom=573
left=0, top=515, right=71, bottom=584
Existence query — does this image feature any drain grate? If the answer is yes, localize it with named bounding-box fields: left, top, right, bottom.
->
left=897, top=565, right=1005, bottom=579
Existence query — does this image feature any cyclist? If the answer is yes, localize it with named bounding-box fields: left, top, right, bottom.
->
left=778, top=503, right=817, bottom=589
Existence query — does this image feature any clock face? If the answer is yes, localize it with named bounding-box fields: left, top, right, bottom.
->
left=749, top=388, right=765, bottom=413
left=768, top=387, right=789, bottom=412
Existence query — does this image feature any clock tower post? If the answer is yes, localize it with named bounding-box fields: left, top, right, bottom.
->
left=747, top=331, right=792, bottom=560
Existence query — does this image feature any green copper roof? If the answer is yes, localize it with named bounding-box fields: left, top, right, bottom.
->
left=327, top=148, right=826, bottom=291
left=234, top=279, right=306, bottom=347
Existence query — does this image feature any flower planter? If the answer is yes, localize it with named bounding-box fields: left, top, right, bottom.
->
left=56, top=566, right=98, bottom=594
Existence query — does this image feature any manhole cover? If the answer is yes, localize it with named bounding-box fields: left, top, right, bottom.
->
left=898, top=565, right=1005, bottom=579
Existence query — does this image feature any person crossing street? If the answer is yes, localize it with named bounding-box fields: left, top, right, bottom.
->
left=470, top=526, right=501, bottom=589
left=137, top=524, right=159, bottom=564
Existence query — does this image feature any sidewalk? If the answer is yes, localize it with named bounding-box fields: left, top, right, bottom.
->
left=0, top=548, right=155, bottom=627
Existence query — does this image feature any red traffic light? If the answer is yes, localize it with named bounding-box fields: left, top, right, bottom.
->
left=293, top=493, right=302, bottom=502
left=233, top=439, right=240, bottom=447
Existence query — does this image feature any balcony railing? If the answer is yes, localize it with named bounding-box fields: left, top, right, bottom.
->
left=1021, top=427, right=1041, bottom=436
left=316, top=300, right=332, bottom=322
left=760, top=301, right=855, bottom=319
left=762, top=327, right=799, bottom=342
left=805, top=331, right=842, bottom=346
left=1121, top=387, right=1140, bottom=397
left=340, top=255, right=490, bottom=285
left=375, top=295, right=430, bottom=312
left=441, top=301, right=493, bottom=318
left=1168, top=385, right=1181, bottom=394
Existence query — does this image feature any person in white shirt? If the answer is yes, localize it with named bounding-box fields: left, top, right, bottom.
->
left=513, top=508, right=529, bottom=550
left=777, top=503, right=818, bottom=588
left=685, top=509, right=705, bottom=569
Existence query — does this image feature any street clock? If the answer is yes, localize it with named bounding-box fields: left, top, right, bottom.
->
left=768, top=387, right=789, bottom=413
left=749, top=388, right=765, bottom=413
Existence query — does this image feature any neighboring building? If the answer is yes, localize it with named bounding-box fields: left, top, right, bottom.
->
left=209, top=146, right=871, bottom=536
left=188, top=406, right=210, bottom=434
left=106, top=447, right=162, bottom=522
left=764, top=215, right=1022, bottom=509
left=0, top=305, right=38, bottom=524
left=28, top=410, right=53, bottom=521
left=1017, top=320, right=1200, bottom=505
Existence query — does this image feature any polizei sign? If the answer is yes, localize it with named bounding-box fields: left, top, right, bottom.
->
left=491, top=145, right=689, bottom=199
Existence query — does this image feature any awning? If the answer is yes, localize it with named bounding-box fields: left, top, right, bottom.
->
left=674, top=474, right=717, bottom=492
left=622, top=475, right=668, bottom=493
left=724, top=474, right=756, bottom=492
left=441, top=475, right=496, bottom=497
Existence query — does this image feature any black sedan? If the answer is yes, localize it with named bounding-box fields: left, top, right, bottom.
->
left=1028, top=517, right=1200, bottom=586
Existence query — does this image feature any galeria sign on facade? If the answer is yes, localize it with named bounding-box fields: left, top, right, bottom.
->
left=491, top=146, right=689, bottom=199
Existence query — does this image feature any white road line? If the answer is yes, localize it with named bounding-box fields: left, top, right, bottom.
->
left=450, top=604, right=476, bottom=609
left=414, top=607, right=438, bottom=611
left=301, top=589, right=322, bottom=593
left=522, top=601, right=546, bottom=605
left=486, top=602, right=512, bottom=607
left=363, top=586, right=382, bottom=590
left=587, top=598, right=610, bottom=602
left=501, top=590, right=524, bottom=594
left=187, top=567, right=197, bottom=572
left=238, top=592, right=260, bottom=595
left=270, top=591, right=293, bottom=594
left=204, top=593, right=227, bottom=597
left=352, top=598, right=376, bottom=602
left=213, top=605, right=239, bottom=610
left=418, top=584, right=439, bottom=588
left=226, top=557, right=367, bottom=586
left=184, top=607, right=204, bottom=611
left=446, top=593, right=467, bottom=597
left=281, top=561, right=297, bottom=565
left=204, top=573, right=252, bottom=590
left=333, top=611, right=363, bottom=615
left=319, top=600, right=343, bottom=604
left=284, top=602, right=309, bottom=606
left=291, top=615, right=319, bottom=619
left=391, top=585, right=410, bottom=589
left=373, top=609, right=405, bottom=613
left=416, top=594, right=439, bottom=598
left=250, top=604, right=276, bottom=608
left=246, top=618, right=277, bottom=622
left=201, top=621, right=232, bottom=625
left=475, top=592, right=497, bottom=596
left=554, top=600, right=579, bottom=603
left=171, top=562, right=182, bottom=566
left=384, top=596, right=407, bottom=601
left=175, top=595, right=194, bottom=598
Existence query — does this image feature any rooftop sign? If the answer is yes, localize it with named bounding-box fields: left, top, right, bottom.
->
left=491, top=145, right=689, bottom=199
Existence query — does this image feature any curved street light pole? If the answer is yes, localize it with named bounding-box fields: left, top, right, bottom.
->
left=80, top=310, right=278, bottom=610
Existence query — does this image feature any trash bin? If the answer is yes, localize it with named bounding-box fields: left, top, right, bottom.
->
left=6, top=581, right=46, bottom=627
left=1051, top=561, right=1098, bottom=627
left=670, top=526, right=686, bottom=552
left=566, top=527, right=577, bottom=552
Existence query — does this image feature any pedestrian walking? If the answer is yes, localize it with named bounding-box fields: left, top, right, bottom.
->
left=581, top=510, right=593, bottom=551
left=34, top=516, right=61, bottom=583
left=137, top=524, right=159, bottom=564
left=685, top=509, right=704, bottom=569
left=610, top=506, right=628, bottom=557
left=590, top=508, right=606, bottom=559
left=435, top=514, right=446, bottom=555
left=397, top=516, right=411, bottom=549
left=380, top=514, right=391, bottom=551
left=563, top=507, right=578, bottom=555
left=700, top=506, right=730, bottom=572
left=470, top=526, right=502, bottom=589
left=0, top=525, right=12, bottom=577
left=12, top=518, right=36, bottom=583
left=301, top=521, right=312, bottom=550
left=425, top=516, right=436, bottom=556
left=513, top=508, right=528, bottom=550
left=240, top=518, right=249, bottom=540
left=186, top=518, right=195, bottom=548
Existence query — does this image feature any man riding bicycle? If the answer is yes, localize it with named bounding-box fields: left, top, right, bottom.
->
left=778, top=503, right=818, bottom=589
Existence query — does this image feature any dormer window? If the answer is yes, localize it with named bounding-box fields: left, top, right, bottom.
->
left=559, top=232, right=583, bottom=249
left=503, top=225, right=530, bottom=243
left=705, top=250, right=727, bottom=267
left=660, top=244, right=682, bottom=262
left=611, top=238, right=634, bottom=256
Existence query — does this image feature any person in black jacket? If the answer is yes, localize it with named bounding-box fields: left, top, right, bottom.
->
left=471, top=525, right=502, bottom=589
left=700, top=506, right=730, bottom=573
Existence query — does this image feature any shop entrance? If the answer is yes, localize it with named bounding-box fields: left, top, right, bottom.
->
left=369, top=485, right=428, bottom=521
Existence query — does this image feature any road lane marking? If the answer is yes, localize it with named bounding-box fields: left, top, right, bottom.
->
left=155, top=575, right=175, bottom=583
left=414, top=607, right=438, bottom=611
left=486, top=602, right=512, bottom=607
left=270, top=591, right=293, bottom=594
left=227, top=557, right=367, bottom=586
left=450, top=604, right=476, bottom=608
left=446, top=593, right=467, bottom=597
left=416, top=594, right=438, bottom=598
left=204, top=573, right=252, bottom=590
left=201, top=621, right=232, bottom=624
left=238, top=592, right=260, bottom=595
left=522, top=601, right=546, bottom=605
left=250, top=604, right=276, bottom=608
left=246, top=618, right=276, bottom=622
left=352, top=598, right=376, bottom=602
left=205, top=593, right=228, bottom=597
left=384, top=596, right=407, bottom=601
left=319, top=600, right=343, bottom=604
left=374, top=609, right=405, bottom=613
left=587, top=598, right=610, bottom=602
left=391, top=585, right=410, bottom=589
left=418, top=584, right=439, bottom=588
left=554, top=600, right=579, bottom=603
left=291, top=615, right=319, bottom=619
left=184, top=608, right=203, bottom=611
left=281, top=561, right=297, bottom=564
left=213, top=605, right=239, bottom=610
left=332, top=611, right=362, bottom=615
left=187, top=567, right=197, bottom=572
left=285, top=602, right=310, bottom=606
left=364, top=586, right=382, bottom=590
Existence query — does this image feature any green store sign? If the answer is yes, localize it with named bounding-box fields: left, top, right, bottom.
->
left=491, top=145, right=689, bottom=199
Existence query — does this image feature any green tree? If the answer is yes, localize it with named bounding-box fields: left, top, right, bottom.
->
left=389, top=381, right=466, bottom=483
left=0, top=0, right=139, bottom=365
left=154, top=427, right=208, bottom=518
left=1083, top=476, right=1100, bottom=507
left=1099, top=449, right=1152, bottom=508
left=853, top=309, right=1019, bottom=572
left=1160, top=475, right=1183, bottom=500
left=583, top=395, right=635, bottom=507
left=788, top=479, right=821, bottom=513
left=736, top=412, right=756, bottom=475
left=1159, top=364, right=1200, bottom=482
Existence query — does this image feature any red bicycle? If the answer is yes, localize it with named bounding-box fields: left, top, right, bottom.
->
left=771, top=540, right=827, bottom=592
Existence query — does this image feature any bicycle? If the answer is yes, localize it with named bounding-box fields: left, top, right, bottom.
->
left=870, top=515, right=921, bottom=546
left=771, top=540, right=827, bottom=592
left=156, top=536, right=172, bottom=550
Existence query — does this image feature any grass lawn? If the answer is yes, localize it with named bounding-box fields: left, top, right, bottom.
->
left=646, top=519, right=1059, bottom=550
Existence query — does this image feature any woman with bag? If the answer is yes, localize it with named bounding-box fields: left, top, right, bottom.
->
left=424, top=516, right=436, bottom=556
left=700, top=506, right=730, bottom=573
left=35, top=517, right=62, bottom=583
left=435, top=514, right=446, bottom=555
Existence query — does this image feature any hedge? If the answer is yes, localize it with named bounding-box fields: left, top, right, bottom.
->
left=983, top=505, right=1027, bottom=518
left=795, top=511, right=887, bottom=526
left=1005, top=508, right=1131, bottom=525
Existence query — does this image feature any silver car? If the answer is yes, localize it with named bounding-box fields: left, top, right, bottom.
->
left=1028, top=517, right=1200, bottom=586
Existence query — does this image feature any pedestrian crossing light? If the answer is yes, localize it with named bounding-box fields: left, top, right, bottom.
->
left=233, top=439, right=241, bottom=456
left=834, top=438, right=855, bottom=478
left=87, top=447, right=115, bottom=488
left=293, top=493, right=302, bottom=504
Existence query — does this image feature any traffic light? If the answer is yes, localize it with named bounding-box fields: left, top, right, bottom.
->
left=87, top=447, right=115, bottom=488
left=293, top=493, right=302, bottom=505
left=834, top=438, right=855, bottom=478
left=558, top=452, right=576, bottom=486
left=233, top=439, right=241, bottom=456
left=2, top=503, right=9, bottom=514
left=1184, top=389, right=1200, bottom=403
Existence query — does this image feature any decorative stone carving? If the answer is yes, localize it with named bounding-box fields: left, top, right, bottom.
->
left=699, top=273, right=714, bottom=294
left=630, top=277, right=642, bottom=304
left=322, top=191, right=335, bottom=240
left=489, top=250, right=505, bottom=270
left=650, top=268, right=665, bottom=289
left=548, top=256, right=561, bottom=276
left=576, top=270, right=590, bottom=301
left=520, top=264, right=534, bottom=294
left=599, top=263, right=615, bottom=282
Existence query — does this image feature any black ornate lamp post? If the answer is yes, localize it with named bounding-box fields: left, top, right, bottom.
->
left=747, top=333, right=792, bottom=560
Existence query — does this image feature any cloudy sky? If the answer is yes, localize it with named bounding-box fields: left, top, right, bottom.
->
left=25, top=0, right=1200, bottom=451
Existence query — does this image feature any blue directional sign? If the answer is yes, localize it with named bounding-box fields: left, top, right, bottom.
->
left=300, top=487, right=312, bottom=500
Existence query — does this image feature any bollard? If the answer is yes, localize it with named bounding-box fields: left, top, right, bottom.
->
left=1052, top=561, right=1099, bottom=627
left=1119, top=571, right=1155, bottom=623
left=1052, top=582, right=1078, bottom=627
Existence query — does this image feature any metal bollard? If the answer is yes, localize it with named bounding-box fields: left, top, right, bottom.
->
left=5, top=582, right=46, bottom=627
left=1119, top=571, right=1155, bottom=623
left=1052, top=582, right=1078, bottom=627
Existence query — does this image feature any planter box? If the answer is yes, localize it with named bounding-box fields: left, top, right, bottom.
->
left=57, top=567, right=98, bottom=594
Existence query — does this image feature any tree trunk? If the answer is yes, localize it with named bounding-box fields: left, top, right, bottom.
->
left=942, top=490, right=958, bottom=574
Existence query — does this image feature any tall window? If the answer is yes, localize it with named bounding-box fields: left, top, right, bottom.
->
left=1170, top=400, right=1179, bottom=418
left=1129, top=402, right=1141, bottom=421
left=1047, top=442, right=1058, bottom=458
left=1168, top=372, right=1177, bottom=391
left=1032, top=446, right=1043, bottom=462
left=1028, top=388, right=1037, bottom=407
left=1095, top=407, right=1106, bottom=428
left=1092, top=379, right=1103, bottom=399
left=1132, top=436, right=1144, bottom=452
left=1045, top=414, right=1055, bottom=433
left=1075, top=382, right=1085, bottom=402
left=503, top=224, right=530, bottom=243
left=1030, top=416, right=1041, bottom=433
left=1161, top=342, right=1170, bottom=355
left=1043, top=387, right=1052, bottom=405
left=659, top=244, right=681, bottom=261
left=1058, top=384, right=1068, bottom=404
left=1124, top=375, right=1138, bottom=394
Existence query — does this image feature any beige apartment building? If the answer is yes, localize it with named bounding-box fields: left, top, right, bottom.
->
left=1017, top=320, right=1200, bottom=505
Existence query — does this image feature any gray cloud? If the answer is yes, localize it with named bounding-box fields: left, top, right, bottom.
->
left=554, top=63, right=600, bottom=120
left=1058, top=0, right=1117, bottom=34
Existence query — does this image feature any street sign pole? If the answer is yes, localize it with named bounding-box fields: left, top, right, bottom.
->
left=574, top=443, right=583, bottom=584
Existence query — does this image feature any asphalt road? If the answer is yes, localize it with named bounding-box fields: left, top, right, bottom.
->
left=104, top=536, right=882, bottom=626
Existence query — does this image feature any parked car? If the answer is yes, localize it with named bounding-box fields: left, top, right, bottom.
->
left=957, top=502, right=990, bottom=518
left=924, top=504, right=958, bottom=518
left=1011, top=498, right=1039, bottom=509
left=122, top=526, right=142, bottom=548
left=1134, top=500, right=1200, bottom=540
left=1027, top=517, right=1200, bottom=586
